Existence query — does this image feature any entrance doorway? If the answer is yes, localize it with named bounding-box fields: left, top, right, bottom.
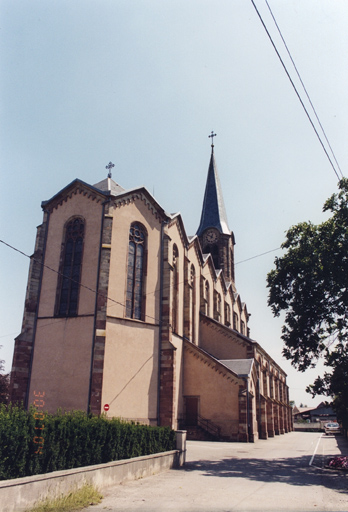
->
left=185, top=396, right=199, bottom=426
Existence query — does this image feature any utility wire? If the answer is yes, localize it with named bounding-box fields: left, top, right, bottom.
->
left=250, top=0, right=342, bottom=181
left=235, top=247, right=280, bottom=265
left=0, top=239, right=150, bottom=319
left=264, top=0, right=344, bottom=179
left=1, top=238, right=281, bottom=333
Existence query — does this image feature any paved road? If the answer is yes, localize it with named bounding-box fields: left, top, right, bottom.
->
left=84, top=432, right=348, bottom=511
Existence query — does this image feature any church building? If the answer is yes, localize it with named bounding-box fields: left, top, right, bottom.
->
left=10, top=142, right=292, bottom=442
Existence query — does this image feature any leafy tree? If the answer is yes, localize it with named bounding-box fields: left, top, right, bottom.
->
left=267, top=178, right=348, bottom=425
left=309, top=347, right=348, bottom=427
left=0, top=350, right=10, bottom=405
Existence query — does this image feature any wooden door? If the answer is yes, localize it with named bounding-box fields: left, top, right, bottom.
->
left=185, top=396, right=199, bottom=426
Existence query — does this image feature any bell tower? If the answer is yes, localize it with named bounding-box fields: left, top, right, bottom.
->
left=196, top=134, right=236, bottom=284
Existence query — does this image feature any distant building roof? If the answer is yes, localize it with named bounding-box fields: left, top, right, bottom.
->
left=293, top=402, right=336, bottom=421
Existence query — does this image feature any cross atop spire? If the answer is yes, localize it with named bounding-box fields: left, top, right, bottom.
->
left=208, top=131, right=217, bottom=150
left=105, top=161, right=115, bottom=178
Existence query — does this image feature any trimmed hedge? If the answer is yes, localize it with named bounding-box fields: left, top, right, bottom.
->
left=0, top=404, right=176, bottom=480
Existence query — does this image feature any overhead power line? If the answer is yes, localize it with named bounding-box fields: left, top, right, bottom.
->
left=264, top=0, right=344, bottom=180
left=0, top=239, right=141, bottom=318
left=1, top=238, right=281, bottom=332
left=235, top=247, right=280, bottom=265
left=250, top=0, right=343, bottom=181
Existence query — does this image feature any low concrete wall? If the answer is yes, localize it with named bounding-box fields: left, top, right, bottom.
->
left=293, top=422, right=323, bottom=432
left=0, top=450, right=180, bottom=512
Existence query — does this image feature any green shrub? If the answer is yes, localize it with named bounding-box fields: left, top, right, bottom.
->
left=0, top=404, right=176, bottom=480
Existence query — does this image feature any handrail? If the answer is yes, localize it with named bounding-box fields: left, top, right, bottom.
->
left=197, top=414, right=221, bottom=438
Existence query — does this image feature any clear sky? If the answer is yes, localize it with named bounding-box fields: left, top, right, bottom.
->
left=1, top=0, right=347, bottom=408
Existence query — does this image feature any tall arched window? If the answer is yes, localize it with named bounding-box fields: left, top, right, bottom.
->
left=126, top=222, right=146, bottom=320
left=57, top=217, right=85, bottom=317
left=233, top=312, right=239, bottom=331
left=214, top=291, right=221, bottom=322
left=263, top=371, right=268, bottom=397
left=224, top=302, right=231, bottom=327
left=279, top=381, right=284, bottom=402
left=269, top=375, right=274, bottom=399
left=205, top=280, right=210, bottom=316
left=172, top=245, right=179, bottom=333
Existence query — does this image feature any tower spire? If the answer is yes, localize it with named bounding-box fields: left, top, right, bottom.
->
left=196, top=139, right=230, bottom=236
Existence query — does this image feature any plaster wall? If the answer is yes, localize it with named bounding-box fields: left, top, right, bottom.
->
left=38, top=193, right=102, bottom=318
left=171, top=333, right=184, bottom=427
left=165, top=220, right=248, bottom=345
left=28, top=316, right=94, bottom=413
left=213, top=277, right=225, bottom=298
left=101, top=319, right=159, bottom=423
left=211, top=274, right=225, bottom=324
left=186, top=242, right=201, bottom=344
left=199, top=319, right=248, bottom=360
left=201, top=259, right=215, bottom=318
left=198, top=257, right=248, bottom=336
left=167, top=223, right=185, bottom=338
left=106, top=198, right=162, bottom=322
left=28, top=193, right=103, bottom=413
left=184, top=348, right=243, bottom=439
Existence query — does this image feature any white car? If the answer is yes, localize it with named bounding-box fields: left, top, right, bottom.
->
left=324, top=422, right=340, bottom=435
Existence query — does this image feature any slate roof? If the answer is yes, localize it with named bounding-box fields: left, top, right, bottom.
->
left=196, top=149, right=230, bottom=236
left=93, top=177, right=125, bottom=195
left=220, top=359, right=254, bottom=377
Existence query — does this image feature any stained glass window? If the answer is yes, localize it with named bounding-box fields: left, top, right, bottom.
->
left=205, top=280, right=210, bottom=316
left=214, top=291, right=221, bottom=322
left=233, top=312, right=239, bottom=331
left=224, top=302, right=231, bottom=327
left=126, top=223, right=146, bottom=320
left=57, top=217, right=84, bottom=316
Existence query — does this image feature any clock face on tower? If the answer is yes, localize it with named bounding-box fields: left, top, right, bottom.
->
left=203, top=229, right=219, bottom=245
